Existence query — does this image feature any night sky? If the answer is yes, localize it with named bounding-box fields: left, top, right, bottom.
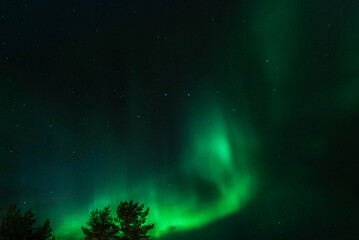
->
left=1, top=0, right=359, bottom=239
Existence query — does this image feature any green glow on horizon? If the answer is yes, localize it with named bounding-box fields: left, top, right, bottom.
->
left=50, top=102, right=257, bottom=239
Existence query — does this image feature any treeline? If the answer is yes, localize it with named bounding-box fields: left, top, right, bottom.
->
left=0, top=204, right=54, bottom=240
left=0, top=201, right=154, bottom=240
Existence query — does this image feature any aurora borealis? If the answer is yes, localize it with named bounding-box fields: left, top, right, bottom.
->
left=1, top=0, right=359, bottom=239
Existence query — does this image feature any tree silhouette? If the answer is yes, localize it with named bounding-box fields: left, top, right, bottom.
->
left=116, top=201, right=154, bottom=240
left=0, top=204, right=55, bottom=240
left=34, top=219, right=55, bottom=240
left=0, top=204, right=27, bottom=240
left=81, top=205, right=120, bottom=240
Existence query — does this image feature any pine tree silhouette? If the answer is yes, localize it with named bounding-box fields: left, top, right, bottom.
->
left=81, top=205, right=119, bottom=240
left=0, top=204, right=55, bottom=240
left=116, top=201, right=154, bottom=240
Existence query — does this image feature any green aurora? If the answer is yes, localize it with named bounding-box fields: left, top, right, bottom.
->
left=1, top=0, right=359, bottom=239
left=49, top=100, right=257, bottom=239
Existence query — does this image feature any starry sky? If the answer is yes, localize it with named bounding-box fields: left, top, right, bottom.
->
left=1, top=0, right=358, bottom=239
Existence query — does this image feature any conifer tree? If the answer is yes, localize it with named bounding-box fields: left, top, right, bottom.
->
left=34, top=219, right=55, bottom=240
left=81, top=205, right=119, bottom=240
left=0, top=204, right=55, bottom=240
left=116, top=201, right=154, bottom=240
